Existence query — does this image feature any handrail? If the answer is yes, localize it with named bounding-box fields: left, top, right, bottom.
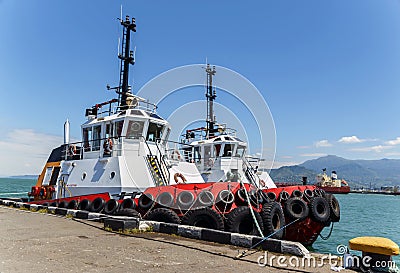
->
left=242, top=157, right=260, bottom=188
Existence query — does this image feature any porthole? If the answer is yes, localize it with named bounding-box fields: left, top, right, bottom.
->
left=110, top=171, right=116, bottom=179
left=81, top=172, right=87, bottom=181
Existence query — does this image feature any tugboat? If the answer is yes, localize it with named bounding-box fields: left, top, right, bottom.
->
left=27, top=15, right=340, bottom=246
left=316, top=169, right=350, bottom=194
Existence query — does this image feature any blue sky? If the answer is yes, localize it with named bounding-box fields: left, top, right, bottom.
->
left=1, top=0, right=400, bottom=176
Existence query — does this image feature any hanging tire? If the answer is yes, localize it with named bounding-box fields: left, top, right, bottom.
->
left=144, top=208, right=180, bottom=224
left=303, top=189, right=314, bottom=200
left=266, top=192, right=276, bottom=202
left=260, top=202, right=285, bottom=239
left=42, top=202, right=49, bottom=207
left=58, top=201, right=68, bottom=208
left=225, top=206, right=264, bottom=236
left=50, top=202, right=58, bottom=207
left=104, top=199, right=120, bottom=215
left=116, top=208, right=140, bottom=218
left=257, top=190, right=269, bottom=204
left=279, top=190, right=290, bottom=201
left=236, top=188, right=247, bottom=203
left=176, top=191, right=195, bottom=210
left=249, top=190, right=261, bottom=205
left=156, top=192, right=174, bottom=208
left=284, top=197, right=309, bottom=220
left=292, top=189, right=303, bottom=198
left=78, top=199, right=91, bottom=211
left=309, top=197, right=330, bottom=223
left=216, top=190, right=235, bottom=205
left=181, top=207, right=224, bottom=230
left=89, top=198, right=105, bottom=213
left=325, top=194, right=340, bottom=222
left=138, top=193, right=154, bottom=210
left=195, top=191, right=214, bottom=207
left=120, top=198, right=136, bottom=210
left=67, top=200, right=78, bottom=210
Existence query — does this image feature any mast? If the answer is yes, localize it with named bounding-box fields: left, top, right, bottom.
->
left=205, top=64, right=217, bottom=138
left=118, top=15, right=137, bottom=110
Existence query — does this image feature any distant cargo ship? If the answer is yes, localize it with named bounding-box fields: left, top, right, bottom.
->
left=315, top=169, right=350, bottom=194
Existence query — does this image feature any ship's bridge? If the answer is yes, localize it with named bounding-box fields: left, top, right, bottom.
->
left=80, top=107, right=171, bottom=160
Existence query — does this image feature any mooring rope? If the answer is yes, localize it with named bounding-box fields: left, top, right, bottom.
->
left=236, top=217, right=300, bottom=259
left=319, top=222, right=334, bottom=240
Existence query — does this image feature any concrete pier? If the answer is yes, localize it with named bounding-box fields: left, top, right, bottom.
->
left=0, top=206, right=350, bottom=272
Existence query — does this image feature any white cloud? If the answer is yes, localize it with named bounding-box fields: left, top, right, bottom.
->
left=350, top=145, right=392, bottom=153
left=0, top=129, right=63, bottom=176
left=315, top=140, right=332, bottom=148
left=338, top=136, right=363, bottom=143
left=300, top=153, right=327, bottom=157
left=385, top=137, right=400, bottom=146
left=296, top=145, right=310, bottom=149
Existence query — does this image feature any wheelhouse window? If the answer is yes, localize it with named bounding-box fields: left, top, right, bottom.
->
left=235, top=145, right=246, bottom=157
left=222, top=143, right=233, bottom=157
left=115, top=120, right=124, bottom=137
left=126, top=120, right=144, bottom=139
left=146, top=122, right=164, bottom=142
left=83, top=127, right=92, bottom=151
left=92, top=125, right=101, bottom=151
left=194, top=146, right=201, bottom=162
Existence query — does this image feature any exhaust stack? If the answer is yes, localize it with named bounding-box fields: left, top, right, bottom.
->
left=64, top=119, right=70, bottom=144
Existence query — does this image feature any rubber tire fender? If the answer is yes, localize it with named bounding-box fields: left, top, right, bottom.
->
left=116, top=208, right=140, bottom=218
left=156, top=192, right=174, bottom=208
left=260, top=202, right=285, bottom=239
left=283, top=197, right=309, bottom=220
left=325, top=194, right=340, bottom=222
left=195, top=191, right=215, bottom=207
left=181, top=207, right=224, bottom=230
left=104, top=199, right=120, bottom=215
left=120, top=198, right=136, bottom=210
left=78, top=199, right=91, bottom=211
left=89, top=197, right=105, bottom=213
left=309, top=196, right=330, bottom=223
left=138, top=193, right=154, bottom=210
left=279, top=191, right=290, bottom=202
left=58, top=201, right=68, bottom=208
left=225, top=206, right=264, bottom=236
left=176, top=191, right=195, bottom=209
left=144, top=208, right=180, bottom=224
left=67, top=199, right=78, bottom=210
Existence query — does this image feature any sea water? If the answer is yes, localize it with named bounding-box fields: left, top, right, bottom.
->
left=312, top=193, right=400, bottom=264
left=0, top=178, right=399, bottom=264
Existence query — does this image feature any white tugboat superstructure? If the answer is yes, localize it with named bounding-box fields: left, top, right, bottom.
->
left=33, top=15, right=204, bottom=201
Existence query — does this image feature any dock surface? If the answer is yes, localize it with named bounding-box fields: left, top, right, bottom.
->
left=0, top=206, right=350, bottom=272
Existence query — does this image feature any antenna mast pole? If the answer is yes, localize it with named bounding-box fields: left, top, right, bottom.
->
left=118, top=15, right=136, bottom=110
left=205, top=64, right=216, bottom=138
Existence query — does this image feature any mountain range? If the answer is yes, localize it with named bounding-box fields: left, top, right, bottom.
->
left=270, top=155, right=400, bottom=187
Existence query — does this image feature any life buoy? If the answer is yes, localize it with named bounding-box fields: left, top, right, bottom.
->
left=39, top=187, right=47, bottom=198
left=173, top=173, right=187, bottom=184
left=144, top=208, right=180, bottom=224
left=260, top=202, right=285, bottom=239
left=181, top=207, right=224, bottom=230
left=103, top=138, right=113, bottom=154
left=30, top=186, right=40, bottom=196
left=68, top=144, right=77, bottom=156
left=172, top=150, right=181, bottom=160
left=207, top=158, right=214, bottom=167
